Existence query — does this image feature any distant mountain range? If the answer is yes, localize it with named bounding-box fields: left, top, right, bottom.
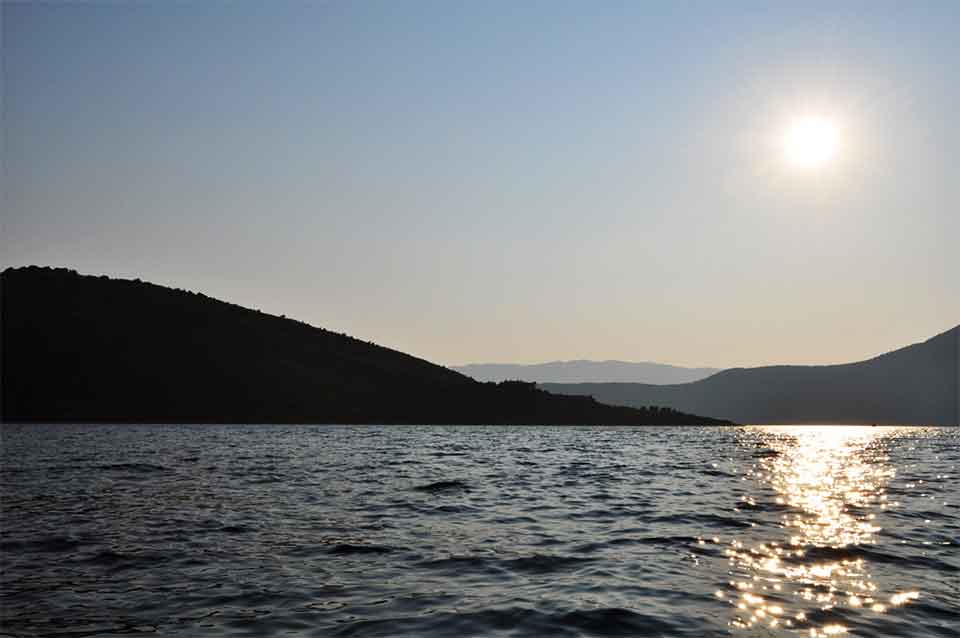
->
left=0, top=267, right=728, bottom=425
left=543, top=326, right=959, bottom=425
left=453, top=360, right=721, bottom=384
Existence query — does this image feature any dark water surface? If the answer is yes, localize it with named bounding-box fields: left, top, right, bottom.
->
left=1, top=425, right=957, bottom=637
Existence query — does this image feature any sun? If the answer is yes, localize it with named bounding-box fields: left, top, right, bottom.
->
left=784, top=116, right=840, bottom=168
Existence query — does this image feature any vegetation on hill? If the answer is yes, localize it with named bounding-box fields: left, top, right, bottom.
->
left=1, top=267, right=730, bottom=425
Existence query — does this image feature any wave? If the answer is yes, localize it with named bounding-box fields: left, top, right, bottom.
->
left=787, top=545, right=958, bottom=573
left=327, top=543, right=397, bottom=556
left=331, top=606, right=685, bottom=637
left=412, top=480, right=471, bottom=492
left=418, top=553, right=597, bottom=576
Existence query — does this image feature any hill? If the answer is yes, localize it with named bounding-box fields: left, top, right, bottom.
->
left=543, top=327, right=959, bottom=425
left=0, top=267, right=729, bottom=425
left=453, top=360, right=720, bottom=384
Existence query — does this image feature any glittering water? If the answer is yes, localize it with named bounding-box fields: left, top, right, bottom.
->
left=1, top=425, right=957, bottom=637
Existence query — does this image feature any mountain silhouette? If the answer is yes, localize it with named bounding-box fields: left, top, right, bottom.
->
left=543, top=327, right=959, bottom=425
left=453, top=360, right=721, bottom=384
left=1, top=266, right=729, bottom=425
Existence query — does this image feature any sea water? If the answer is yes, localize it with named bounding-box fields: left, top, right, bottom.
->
left=1, top=424, right=956, bottom=637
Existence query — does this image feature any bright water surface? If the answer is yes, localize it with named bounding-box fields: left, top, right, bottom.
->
left=1, top=425, right=957, bottom=637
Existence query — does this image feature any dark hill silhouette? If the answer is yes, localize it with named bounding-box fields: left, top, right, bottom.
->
left=544, top=327, right=959, bottom=425
left=1, top=266, right=729, bottom=425
left=452, top=360, right=721, bottom=384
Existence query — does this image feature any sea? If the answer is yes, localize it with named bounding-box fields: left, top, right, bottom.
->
left=1, top=424, right=957, bottom=637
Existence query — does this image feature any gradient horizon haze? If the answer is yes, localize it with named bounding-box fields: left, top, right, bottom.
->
left=4, top=1, right=958, bottom=368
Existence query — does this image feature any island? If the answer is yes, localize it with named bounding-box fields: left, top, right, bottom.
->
left=1, top=267, right=731, bottom=426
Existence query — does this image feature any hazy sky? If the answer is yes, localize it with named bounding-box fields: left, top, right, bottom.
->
left=4, top=1, right=958, bottom=368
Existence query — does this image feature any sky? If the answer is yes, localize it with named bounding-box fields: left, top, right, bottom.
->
left=4, top=1, right=958, bottom=368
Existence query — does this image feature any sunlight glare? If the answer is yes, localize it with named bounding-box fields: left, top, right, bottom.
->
left=724, top=427, right=923, bottom=637
left=784, top=116, right=840, bottom=168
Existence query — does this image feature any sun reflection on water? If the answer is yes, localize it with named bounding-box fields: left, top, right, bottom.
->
left=724, top=426, right=920, bottom=636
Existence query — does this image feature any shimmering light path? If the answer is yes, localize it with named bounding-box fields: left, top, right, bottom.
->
left=723, top=427, right=922, bottom=636
left=1, top=425, right=956, bottom=637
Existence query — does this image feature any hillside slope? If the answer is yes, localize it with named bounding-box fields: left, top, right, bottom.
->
left=544, top=327, right=959, bottom=425
left=1, top=267, right=728, bottom=425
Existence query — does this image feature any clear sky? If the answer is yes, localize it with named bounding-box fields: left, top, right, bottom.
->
left=4, top=1, right=958, bottom=368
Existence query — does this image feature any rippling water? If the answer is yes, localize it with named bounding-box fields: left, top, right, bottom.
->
left=1, top=425, right=957, bottom=637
